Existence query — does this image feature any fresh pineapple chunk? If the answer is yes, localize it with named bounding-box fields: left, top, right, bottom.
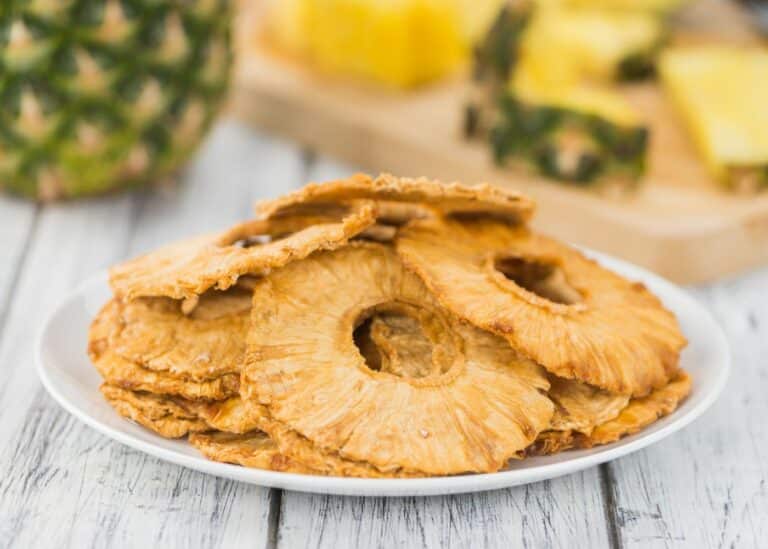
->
left=513, top=69, right=640, bottom=126
left=491, top=71, right=647, bottom=184
left=554, top=0, right=688, bottom=14
left=521, top=4, right=665, bottom=83
left=455, top=0, right=507, bottom=45
left=660, top=46, right=768, bottom=191
left=467, top=2, right=651, bottom=186
left=263, top=0, right=309, bottom=56
left=263, top=0, right=503, bottom=88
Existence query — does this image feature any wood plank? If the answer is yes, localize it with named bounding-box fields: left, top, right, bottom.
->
left=232, top=0, right=768, bottom=284
left=279, top=479, right=612, bottom=549
left=276, top=156, right=614, bottom=549
left=606, top=270, right=768, bottom=548
left=0, top=121, right=303, bottom=549
left=0, top=199, right=37, bottom=326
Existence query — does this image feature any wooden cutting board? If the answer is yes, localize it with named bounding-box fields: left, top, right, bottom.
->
left=231, top=0, right=768, bottom=284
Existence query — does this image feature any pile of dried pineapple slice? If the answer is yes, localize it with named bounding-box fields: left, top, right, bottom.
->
left=90, top=174, right=690, bottom=477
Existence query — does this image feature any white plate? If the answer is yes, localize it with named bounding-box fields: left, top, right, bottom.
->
left=37, top=251, right=730, bottom=497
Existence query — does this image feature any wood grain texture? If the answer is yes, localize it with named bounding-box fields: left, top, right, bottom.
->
left=278, top=477, right=612, bottom=549
left=605, top=268, right=768, bottom=549
left=0, top=121, right=301, bottom=549
left=0, top=199, right=37, bottom=329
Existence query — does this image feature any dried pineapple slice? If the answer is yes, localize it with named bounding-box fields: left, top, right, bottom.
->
left=108, top=288, right=251, bottom=382
left=189, top=431, right=315, bottom=474
left=243, top=243, right=553, bottom=475
left=396, top=218, right=686, bottom=396
left=547, top=375, right=629, bottom=433
left=110, top=202, right=376, bottom=301
left=89, top=300, right=240, bottom=400
left=586, top=370, right=691, bottom=445
left=256, top=173, right=535, bottom=225
left=99, top=387, right=313, bottom=475
left=255, top=405, right=424, bottom=478
left=527, top=371, right=691, bottom=455
left=93, top=294, right=423, bottom=478
left=93, top=351, right=240, bottom=401
left=660, top=46, right=768, bottom=192
left=106, top=387, right=423, bottom=477
left=100, top=384, right=209, bottom=439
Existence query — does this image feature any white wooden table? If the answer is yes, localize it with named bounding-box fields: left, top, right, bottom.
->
left=0, top=119, right=765, bottom=549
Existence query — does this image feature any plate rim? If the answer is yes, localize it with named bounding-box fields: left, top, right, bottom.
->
left=36, top=250, right=731, bottom=497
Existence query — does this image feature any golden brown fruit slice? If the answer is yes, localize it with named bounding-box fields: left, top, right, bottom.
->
left=93, top=351, right=240, bottom=401
left=109, top=202, right=376, bottom=301
left=89, top=301, right=240, bottom=400
left=548, top=376, right=630, bottom=433
left=108, top=388, right=422, bottom=477
left=100, top=384, right=209, bottom=438
left=109, top=288, right=251, bottom=382
left=243, top=242, right=553, bottom=475
left=396, top=218, right=686, bottom=396
left=255, top=406, right=424, bottom=478
left=586, top=371, right=691, bottom=446
left=255, top=173, right=535, bottom=225
left=527, top=371, right=692, bottom=455
left=189, top=431, right=315, bottom=474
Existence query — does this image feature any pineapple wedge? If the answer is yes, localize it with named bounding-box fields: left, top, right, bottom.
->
left=521, top=4, right=666, bottom=83
left=491, top=72, right=648, bottom=185
left=468, top=2, right=652, bottom=187
left=555, top=0, right=688, bottom=14
left=660, top=46, right=768, bottom=192
left=263, top=0, right=504, bottom=88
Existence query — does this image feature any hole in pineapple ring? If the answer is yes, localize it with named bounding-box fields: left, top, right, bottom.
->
left=491, top=254, right=583, bottom=306
left=352, top=302, right=459, bottom=379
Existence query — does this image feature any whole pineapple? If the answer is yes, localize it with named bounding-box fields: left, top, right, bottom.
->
left=0, top=0, right=232, bottom=200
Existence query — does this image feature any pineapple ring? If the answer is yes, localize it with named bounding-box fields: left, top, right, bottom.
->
left=100, top=384, right=209, bottom=439
left=94, top=290, right=425, bottom=478
left=92, top=350, right=241, bottom=401
left=243, top=243, right=554, bottom=475
left=189, top=431, right=315, bottom=474
left=101, top=389, right=316, bottom=475
left=527, top=371, right=691, bottom=456
left=103, top=383, right=424, bottom=477
left=110, top=201, right=377, bottom=301
left=186, top=396, right=405, bottom=477
left=104, top=286, right=251, bottom=382
left=255, top=173, right=535, bottom=225
left=89, top=301, right=240, bottom=400
left=396, top=218, right=686, bottom=397
left=547, top=376, right=630, bottom=433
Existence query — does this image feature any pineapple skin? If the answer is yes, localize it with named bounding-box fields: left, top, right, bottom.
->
left=467, top=2, right=653, bottom=186
left=490, top=93, right=648, bottom=185
left=0, top=0, right=233, bottom=200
